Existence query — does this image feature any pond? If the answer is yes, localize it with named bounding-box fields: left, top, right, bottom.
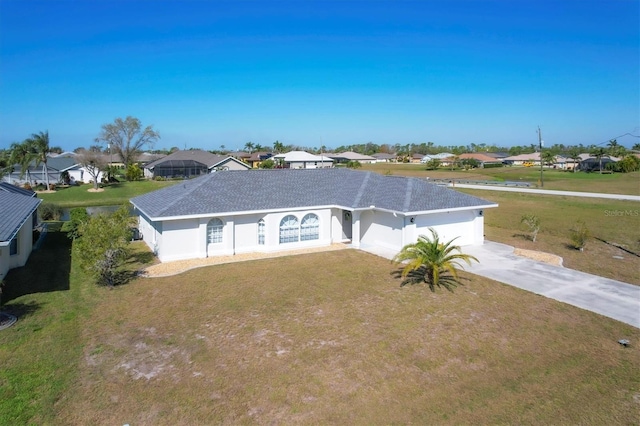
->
left=60, top=205, right=136, bottom=221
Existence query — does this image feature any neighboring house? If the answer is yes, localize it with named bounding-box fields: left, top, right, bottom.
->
left=411, top=154, right=424, bottom=163
left=246, top=152, right=274, bottom=168
left=458, top=153, right=503, bottom=167
left=143, top=149, right=251, bottom=178
left=578, top=155, right=618, bottom=172
left=420, top=153, right=455, bottom=164
left=371, top=153, right=396, bottom=163
left=503, top=152, right=541, bottom=166
left=272, top=151, right=334, bottom=169
left=130, top=168, right=498, bottom=262
left=0, top=190, right=41, bottom=281
left=3, top=156, right=103, bottom=186
left=326, top=151, right=377, bottom=164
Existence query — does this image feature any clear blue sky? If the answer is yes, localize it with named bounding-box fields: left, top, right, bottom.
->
left=1, top=0, right=638, bottom=151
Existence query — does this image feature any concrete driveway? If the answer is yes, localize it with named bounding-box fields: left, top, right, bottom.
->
left=463, top=242, right=640, bottom=328
left=363, top=241, right=640, bottom=328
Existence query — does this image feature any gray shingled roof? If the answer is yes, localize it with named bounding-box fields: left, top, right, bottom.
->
left=131, top=169, right=495, bottom=219
left=0, top=192, right=41, bottom=243
left=0, top=182, right=36, bottom=197
left=144, top=150, right=232, bottom=170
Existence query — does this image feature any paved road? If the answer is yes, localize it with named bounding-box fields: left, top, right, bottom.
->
left=451, top=184, right=640, bottom=201
left=363, top=241, right=640, bottom=328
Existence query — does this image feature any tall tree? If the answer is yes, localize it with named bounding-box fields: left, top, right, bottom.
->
left=568, top=147, right=582, bottom=173
left=244, top=141, right=255, bottom=153
left=273, top=140, right=285, bottom=154
left=607, top=139, right=621, bottom=157
left=9, top=141, right=35, bottom=184
left=75, top=205, right=135, bottom=287
left=96, top=116, right=160, bottom=172
left=590, top=147, right=608, bottom=174
left=541, top=150, right=556, bottom=167
left=392, top=228, right=478, bottom=291
left=29, top=131, right=52, bottom=190
left=75, top=148, right=107, bottom=190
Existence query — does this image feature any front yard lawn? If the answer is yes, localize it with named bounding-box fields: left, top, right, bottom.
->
left=2, top=229, right=638, bottom=424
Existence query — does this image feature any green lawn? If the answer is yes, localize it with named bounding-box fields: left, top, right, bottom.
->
left=1, top=228, right=639, bottom=424
left=36, top=180, right=179, bottom=208
left=362, top=163, right=640, bottom=195
left=458, top=189, right=640, bottom=285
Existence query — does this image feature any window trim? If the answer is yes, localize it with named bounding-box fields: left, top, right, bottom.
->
left=206, top=218, right=224, bottom=245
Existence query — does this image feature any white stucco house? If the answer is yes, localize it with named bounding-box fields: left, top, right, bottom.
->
left=326, top=151, right=377, bottom=164
left=0, top=185, right=41, bottom=281
left=272, top=151, right=334, bottom=169
left=3, top=156, right=104, bottom=186
left=130, top=169, right=498, bottom=263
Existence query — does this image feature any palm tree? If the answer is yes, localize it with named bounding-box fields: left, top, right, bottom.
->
left=541, top=150, right=556, bottom=167
left=244, top=142, right=255, bottom=153
left=9, top=141, right=36, bottom=185
left=392, top=228, right=478, bottom=291
left=607, top=139, right=621, bottom=157
left=568, top=147, right=582, bottom=173
left=273, top=140, right=285, bottom=154
left=590, top=147, right=608, bottom=174
left=29, top=130, right=52, bottom=190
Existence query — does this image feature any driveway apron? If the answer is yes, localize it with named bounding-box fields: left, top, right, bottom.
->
left=463, top=242, right=640, bottom=328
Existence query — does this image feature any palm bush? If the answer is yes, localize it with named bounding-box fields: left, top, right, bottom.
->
left=392, top=228, right=478, bottom=291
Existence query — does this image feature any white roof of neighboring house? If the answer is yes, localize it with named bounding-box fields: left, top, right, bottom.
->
left=272, top=151, right=334, bottom=163
left=504, top=152, right=541, bottom=161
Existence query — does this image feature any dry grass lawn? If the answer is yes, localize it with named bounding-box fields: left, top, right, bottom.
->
left=58, top=250, right=640, bottom=425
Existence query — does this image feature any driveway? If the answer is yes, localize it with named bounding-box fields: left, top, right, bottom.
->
left=363, top=241, right=640, bottom=329
left=462, top=242, right=640, bottom=328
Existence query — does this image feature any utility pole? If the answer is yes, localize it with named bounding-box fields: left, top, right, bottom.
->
left=537, top=126, right=544, bottom=188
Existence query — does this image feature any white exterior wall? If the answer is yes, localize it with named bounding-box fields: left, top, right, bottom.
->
left=414, top=209, right=484, bottom=246
left=0, top=218, right=35, bottom=281
left=142, top=207, right=339, bottom=262
left=360, top=210, right=404, bottom=252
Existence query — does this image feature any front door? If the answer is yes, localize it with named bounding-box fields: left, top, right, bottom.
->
left=342, top=210, right=352, bottom=240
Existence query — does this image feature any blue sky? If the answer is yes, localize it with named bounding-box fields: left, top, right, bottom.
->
left=1, top=0, right=638, bottom=151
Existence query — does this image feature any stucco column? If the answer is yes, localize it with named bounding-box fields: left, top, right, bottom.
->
left=226, top=217, right=235, bottom=255
left=403, top=215, right=417, bottom=247
left=198, top=219, right=208, bottom=258
left=351, top=211, right=361, bottom=248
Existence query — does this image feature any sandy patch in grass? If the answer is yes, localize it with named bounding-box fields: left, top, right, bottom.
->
left=514, top=248, right=564, bottom=266
left=141, top=243, right=349, bottom=277
left=87, top=188, right=104, bottom=192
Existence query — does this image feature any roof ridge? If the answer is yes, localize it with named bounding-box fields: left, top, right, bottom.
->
left=154, top=174, right=213, bottom=217
left=402, top=178, right=413, bottom=211
left=351, top=171, right=372, bottom=207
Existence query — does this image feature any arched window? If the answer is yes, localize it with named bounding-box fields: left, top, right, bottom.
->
left=258, top=218, right=265, bottom=245
left=300, top=213, right=319, bottom=241
left=207, top=218, right=224, bottom=244
left=279, top=215, right=299, bottom=243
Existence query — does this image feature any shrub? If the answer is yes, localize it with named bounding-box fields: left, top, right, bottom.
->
left=520, top=214, right=541, bottom=242
left=424, top=159, right=440, bottom=170
left=39, top=203, right=63, bottom=221
left=569, top=221, right=590, bottom=251
left=61, top=207, right=89, bottom=239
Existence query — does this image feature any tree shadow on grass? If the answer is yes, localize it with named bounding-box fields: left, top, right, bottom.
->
left=512, top=232, right=533, bottom=241
left=2, top=226, right=71, bottom=304
left=1, top=301, right=42, bottom=321
left=391, top=266, right=470, bottom=293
